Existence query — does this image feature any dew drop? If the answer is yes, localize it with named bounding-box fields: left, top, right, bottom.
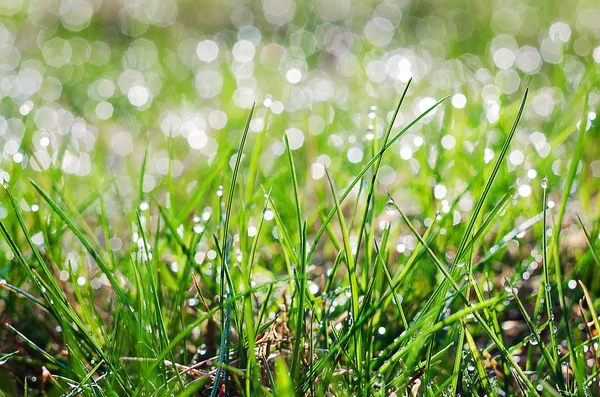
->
left=529, top=335, right=539, bottom=345
left=541, top=177, right=548, bottom=189
left=368, top=105, right=377, bottom=119
left=385, top=200, right=395, bottom=214
left=216, top=185, right=224, bottom=197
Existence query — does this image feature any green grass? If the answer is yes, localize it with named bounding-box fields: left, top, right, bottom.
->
left=1, top=1, right=600, bottom=396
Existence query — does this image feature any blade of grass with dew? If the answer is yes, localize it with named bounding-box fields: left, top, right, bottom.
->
left=64, top=359, right=104, bottom=397
left=4, top=185, right=65, bottom=301
left=374, top=296, right=503, bottom=378
left=98, top=195, right=116, bottom=272
left=213, top=103, right=254, bottom=395
left=243, top=190, right=271, bottom=394
left=7, top=325, right=71, bottom=373
left=353, top=78, right=411, bottom=292
left=409, top=88, right=528, bottom=344
left=0, top=280, right=47, bottom=310
left=138, top=135, right=149, bottom=205
left=541, top=175, right=561, bottom=370
left=549, top=93, right=588, bottom=396
left=285, top=131, right=308, bottom=380
left=461, top=320, right=496, bottom=396
left=386, top=197, right=539, bottom=395
left=578, top=214, right=600, bottom=267
left=135, top=210, right=182, bottom=390
left=373, top=232, right=408, bottom=329
left=453, top=88, right=529, bottom=278
left=578, top=281, right=600, bottom=366
left=157, top=202, right=190, bottom=255
left=2, top=190, right=133, bottom=393
left=245, top=107, right=271, bottom=204
left=450, top=241, right=475, bottom=396
left=175, top=143, right=235, bottom=224
left=508, top=278, right=564, bottom=389
left=306, top=95, right=449, bottom=263
left=30, top=180, right=131, bottom=308
left=324, top=168, right=362, bottom=376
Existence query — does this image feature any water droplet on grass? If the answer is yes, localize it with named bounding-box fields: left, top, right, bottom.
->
left=385, top=200, right=395, bottom=214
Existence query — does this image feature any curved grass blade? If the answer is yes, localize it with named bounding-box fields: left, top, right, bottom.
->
left=30, top=180, right=131, bottom=308
left=306, top=94, right=449, bottom=262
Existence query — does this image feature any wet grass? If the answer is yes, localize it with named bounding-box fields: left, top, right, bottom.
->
left=1, top=78, right=599, bottom=396
left=0, top=2, right=600, bottom=396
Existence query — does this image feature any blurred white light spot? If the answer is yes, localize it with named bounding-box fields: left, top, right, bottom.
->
left=495, top=69, right=520, bottom=94
left=347, top=147, right=363, bottom=163
left=195, top=70, right=223, bottom=98
left=32, top=232, right=44, bottom=245
left=60, top=0, right=94, bottom=31
left=111, top=132, right=134, bottom=156
left=515, top=46, right=541, bottom=73
left=441, top=135, right=456, bottom=150
left=286, top=68, right=302, bottom=84
left=540, top=37, right=562, bottom=64
left=594, top=47, right=600, bottom=64
left=128, top=86, right=149, bottom=107
left=533, top=93, right=554, bottom=117
left=42, top=38, right=72, bottom=67
left=518, top=184, right=532, bottom=197
left=95, top=101, right=113, bottom=120
left=316, top=0, right=350, bottom=21
left=285, top=128, right=304, bottom=150
left=271, top=101, right=284, bottom=114
left=19, top=103, right=32, bottom=115
left=97, top=79, right=115, bottom=98
left=434, top=184, right=447, bottom=199
left=527, top=169, right=537, bottom=179
left=484, top=148, right=494, bottom=164
left=568, top=279, right=577, bottom=290
left=196, top=40, right=219, bottom=62
left=232, top=40, right=255, bottom=63
left=209, top=110, right=227, bottom=129
left=493, top=48, right=515, bottom=69
left=366, top=60, right=387, bottom=83
left=418, top=97, right=436, bottom=114
left=549, top=22, right=571, bottom=43
left=311, top=163, right=325, bottom=179
left=262, top=0, right=296, bottom=25
left=451, top=93, right=467, bottom=109
left=364, top=17, right=394, bottom=47
left=188, top=129, right=208, bottom=150
left=509, top=150, right=524, bottom=165
left=399, top=146, right=412, bottom=160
